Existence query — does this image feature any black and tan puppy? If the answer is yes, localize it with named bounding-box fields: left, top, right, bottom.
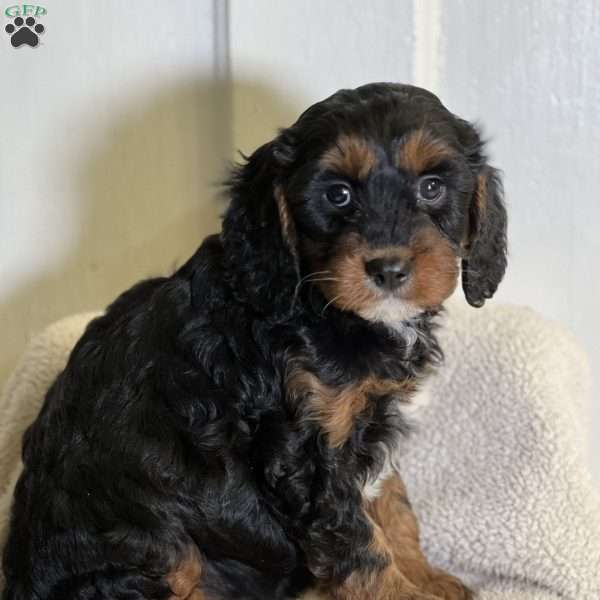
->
left=1, top=83, right=507, bottom=600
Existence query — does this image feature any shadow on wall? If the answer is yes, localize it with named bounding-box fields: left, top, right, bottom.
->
left=0, top=78, right=303, bottom=387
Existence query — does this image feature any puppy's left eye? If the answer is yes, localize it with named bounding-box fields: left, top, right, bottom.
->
left=418, top=176, right=446, bottom=203
left=325, top=183, right=352, bottom=208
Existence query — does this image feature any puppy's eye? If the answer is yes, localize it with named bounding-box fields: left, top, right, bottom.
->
left=325, top=183, right=352, bottom=208
left=418, top=176, right=446, bottom=203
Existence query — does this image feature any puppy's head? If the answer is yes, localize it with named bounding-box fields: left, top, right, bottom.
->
left=223, top=83, right=507, bottom=321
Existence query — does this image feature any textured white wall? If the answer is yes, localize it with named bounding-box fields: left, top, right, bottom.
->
left=2, top=1, right=599, bottom=481
left=229, top=0, right=415, bottom=154
left=0, top=1, right=228, bottom=383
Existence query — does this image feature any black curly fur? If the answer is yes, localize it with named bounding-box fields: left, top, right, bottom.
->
left=1, top=83, right=506, bottom=600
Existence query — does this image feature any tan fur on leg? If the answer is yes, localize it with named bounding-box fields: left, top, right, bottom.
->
left=366, top=475, right=472, bottom=600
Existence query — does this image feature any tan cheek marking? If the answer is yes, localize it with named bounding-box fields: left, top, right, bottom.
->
left=322, top=258, right=378, bottom=314
left=396, top=128, right=454, bottom=174
left=315, top=234, right=378, bottom=314
left=407, top=228, right=459, bottom=308
left=166, top=552, right=204, bottom=600
left=287, top=369, right=415, bottom=448
left=320, top=135, right=377, bottom=181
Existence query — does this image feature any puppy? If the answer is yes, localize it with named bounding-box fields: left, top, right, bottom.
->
left=1, top=83, right=507, bottom=600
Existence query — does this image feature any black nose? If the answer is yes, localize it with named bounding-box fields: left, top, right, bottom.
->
left=365, top=257, right=411, bottom=291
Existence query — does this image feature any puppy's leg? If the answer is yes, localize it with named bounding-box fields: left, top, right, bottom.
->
left=165, top=546, right=205, bottom=599
left=307, top=474, right=471, bottom=600
left=309, top=535, right=440, bottom=600
left=318, top=526, right=440, bottom=600
left=302, top=501, right=440, bottom=600
left=365, top=474, right=472, bottom=600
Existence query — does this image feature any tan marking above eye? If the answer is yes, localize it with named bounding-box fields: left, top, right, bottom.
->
left=318, top=238, right=380, bottom=314
left=396, top=129, right=454, bottom=174
left=320, top=135, right=377, bottom=181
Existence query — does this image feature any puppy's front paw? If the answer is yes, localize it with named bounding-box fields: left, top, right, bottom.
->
left=394, top=592, right=441, bottom=600
left=421, top=570, right=472, bottom=600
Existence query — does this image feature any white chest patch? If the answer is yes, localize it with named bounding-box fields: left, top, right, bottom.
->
left=398, top=379, right=433, bottom=427
left=362, top=449, right=394, bottom=501
left=360, top=382, right=433, bottom=500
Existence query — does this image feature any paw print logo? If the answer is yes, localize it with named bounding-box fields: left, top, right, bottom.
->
left=5, top=16, right=45, bottom=48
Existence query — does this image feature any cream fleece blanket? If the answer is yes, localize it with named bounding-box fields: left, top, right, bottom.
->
left=1, top=304, right=599, bottom=599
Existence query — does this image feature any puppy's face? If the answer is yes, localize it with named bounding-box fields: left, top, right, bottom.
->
left=225, top=84, right=507, bottom=320
left=285, top=130, right=469, bottom=323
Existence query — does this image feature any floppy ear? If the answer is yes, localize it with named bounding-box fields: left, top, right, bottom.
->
left=461, top=166, right=508, bottom=307
left=221, top=133, right=300, bottom=314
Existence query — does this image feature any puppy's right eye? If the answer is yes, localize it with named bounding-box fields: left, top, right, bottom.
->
left=325, top=183, right=352, bottom=208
